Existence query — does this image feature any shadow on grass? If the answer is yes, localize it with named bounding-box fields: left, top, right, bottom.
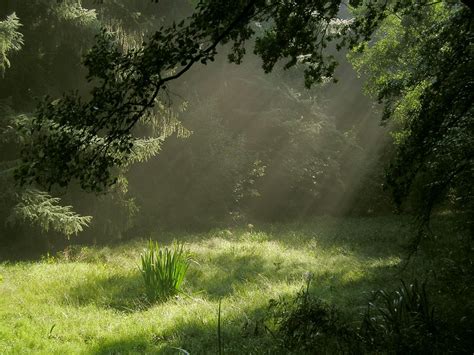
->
left=186, top=251, right=402, bottom=303
left=65, top=272, right=150, bottom=313
left=186, top=253, right=273, bottom=298
left=258, top=216, right=415, bottom=259
left=87, top=301, right=278, bottom=354
left=91, top=335, right=157, bottom=354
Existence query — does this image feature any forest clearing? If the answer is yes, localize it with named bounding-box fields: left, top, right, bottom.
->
left=0, top=0, right=472, bottom=353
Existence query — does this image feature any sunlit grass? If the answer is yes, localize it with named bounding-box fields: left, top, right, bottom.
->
left=0, top=216, right=443, bottom=354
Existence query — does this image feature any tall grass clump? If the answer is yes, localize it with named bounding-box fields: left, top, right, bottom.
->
left=361, top=279, right=439, bottom=353
left=140, top=240, right=191, bottom=302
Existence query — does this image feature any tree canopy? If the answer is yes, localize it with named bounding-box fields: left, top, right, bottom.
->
left=349, top=1, right=473, bottom=225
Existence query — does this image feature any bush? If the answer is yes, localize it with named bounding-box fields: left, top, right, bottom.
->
left=140, top=240, right=191, bottom=302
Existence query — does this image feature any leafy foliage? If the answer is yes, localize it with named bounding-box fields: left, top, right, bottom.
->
left=11, top=0, right=471, bottom=234
left=140, top=240, right=191, bottom=302
left=2, top=0, right=472, bottom=243
left=350, top=3, right=474, bottom=224
left=128, top=62, right=373, bottom=228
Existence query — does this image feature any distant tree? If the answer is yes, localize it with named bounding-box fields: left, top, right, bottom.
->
left=127, top=64, right=366, bottom=227
left=14, top=0, right=473, bottom=225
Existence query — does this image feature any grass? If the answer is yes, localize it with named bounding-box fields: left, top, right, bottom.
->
left=0, top=216, right=471, bottom=354
left=140, top=241, right=191, bottom=302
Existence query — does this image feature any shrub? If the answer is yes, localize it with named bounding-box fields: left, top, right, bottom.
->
left=361, top=279, right=439, bottom=353
left=140, top=240, right=191, bottom=302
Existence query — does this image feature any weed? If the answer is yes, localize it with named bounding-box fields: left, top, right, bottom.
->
left=361, top=279, right=439, bottom=353
left=140, top=240, right=191, bottom=302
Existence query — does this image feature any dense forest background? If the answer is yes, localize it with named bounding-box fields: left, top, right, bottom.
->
left=0, top=0, right=396, bottom=251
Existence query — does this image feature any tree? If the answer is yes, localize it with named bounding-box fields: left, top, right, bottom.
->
left=0, top=10, right=91, bottom=238
left=14, top=0, right=473, bottom=224
left=349, top=2, right=473, bottom=229
left=0, top=1, right=189, bottom=242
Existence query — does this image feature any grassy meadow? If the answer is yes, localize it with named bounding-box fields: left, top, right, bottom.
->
left=0, top=216, right=472, bottom=354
